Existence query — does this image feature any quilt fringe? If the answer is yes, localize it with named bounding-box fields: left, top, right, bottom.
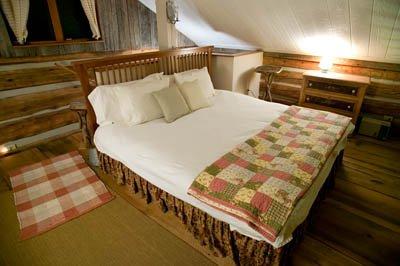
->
left=98, top=151, right=341, bottom=265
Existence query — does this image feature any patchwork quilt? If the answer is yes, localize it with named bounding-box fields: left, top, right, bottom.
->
left=188, top=106, right=351, bottom=242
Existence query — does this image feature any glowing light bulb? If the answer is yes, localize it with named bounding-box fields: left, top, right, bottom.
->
left=0, top=146, right=8, bottom=154
left=319, top=56, right=333, bottom=73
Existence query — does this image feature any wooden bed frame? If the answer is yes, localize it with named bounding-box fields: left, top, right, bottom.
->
left=73, top=46, right=213, bottom=140
left=72, top=46, right=340, bottom=265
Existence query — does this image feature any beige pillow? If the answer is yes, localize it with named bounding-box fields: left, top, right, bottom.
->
left=152, top=85, right=190, bottom=123
left=179, top=79, right=211, bottom=111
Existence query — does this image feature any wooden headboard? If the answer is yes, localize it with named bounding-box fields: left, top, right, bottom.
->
left=73, top=46, right=213, bottom=138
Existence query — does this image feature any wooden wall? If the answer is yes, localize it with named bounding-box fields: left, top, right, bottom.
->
left=262, top=52, right=400, bottom=136
left=0, top=0, right=195, bottom=153
left=97, top=0, right=193, bottom=52
left=0, top=54, right=87, bottom=151
left=0, top=0, right=194, bottom=57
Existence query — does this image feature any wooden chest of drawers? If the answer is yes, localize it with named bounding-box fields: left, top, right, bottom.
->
left=299, top=70, right=370, bottom=124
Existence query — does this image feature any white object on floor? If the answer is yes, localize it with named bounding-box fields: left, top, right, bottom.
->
left=88, top=148, right=100, bottom=166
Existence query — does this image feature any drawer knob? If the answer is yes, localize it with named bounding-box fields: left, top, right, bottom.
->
left=306, top=97, right=310, bottom=101
left=347, top=105, right=351, bottom=109
left=309, top=82, right=313, bottom=87
left=352, top=89, right=356, bottom=94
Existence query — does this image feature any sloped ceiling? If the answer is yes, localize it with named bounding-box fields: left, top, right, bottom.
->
left=140, top=0, right=400, bottom=63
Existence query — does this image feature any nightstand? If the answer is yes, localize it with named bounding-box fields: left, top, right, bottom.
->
left=299, top=70, right=370, bottom=124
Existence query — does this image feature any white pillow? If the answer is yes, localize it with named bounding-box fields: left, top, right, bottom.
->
left=116, top=78, right=170, bottom=125
left=173, top=67, right=215, bottom=98
left=145, top=72, right=164, bottom=80
left=88, top=85, right=124, bottom=126
left=88, top=73, right=162, bottom=126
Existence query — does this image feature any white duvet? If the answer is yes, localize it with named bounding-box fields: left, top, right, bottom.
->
left=94, top=90, right=352, bottom=248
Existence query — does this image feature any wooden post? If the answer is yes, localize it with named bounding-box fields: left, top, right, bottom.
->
left=47, top=0, right=64, bottom=42
left=155, top=0, right=177, bottom=50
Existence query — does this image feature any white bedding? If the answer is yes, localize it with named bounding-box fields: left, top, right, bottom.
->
left=94, top=90, right=353, bottom=248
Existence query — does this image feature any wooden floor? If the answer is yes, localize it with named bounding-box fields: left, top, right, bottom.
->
left=0, top=133, right=399, bottom=265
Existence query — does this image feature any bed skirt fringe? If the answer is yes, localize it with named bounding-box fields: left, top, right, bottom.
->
left=98, top=151, right=342, bottom=265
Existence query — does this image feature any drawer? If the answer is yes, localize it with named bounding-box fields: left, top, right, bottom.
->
left=307, top=80, right=358, bottom=96
left=305, top=95, right=355, bottom=112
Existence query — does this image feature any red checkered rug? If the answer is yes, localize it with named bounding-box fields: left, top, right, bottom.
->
left=9, top=151, right=114, bottom=240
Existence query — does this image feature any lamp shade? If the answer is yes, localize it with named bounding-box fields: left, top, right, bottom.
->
left=319, top=56, right=333, bottom=72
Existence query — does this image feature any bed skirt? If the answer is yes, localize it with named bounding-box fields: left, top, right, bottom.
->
left=98, top=151, right=342, bottom=265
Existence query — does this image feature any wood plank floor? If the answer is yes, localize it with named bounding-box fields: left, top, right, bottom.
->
left=0, top=133, right=399, bottom=265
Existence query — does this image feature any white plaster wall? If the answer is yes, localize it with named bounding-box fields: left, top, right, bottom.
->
left=232, top=52, right=263, bottom=96
left=211, top=55, right=234, bottom=91
left=210, top=52, right=263, bottom=97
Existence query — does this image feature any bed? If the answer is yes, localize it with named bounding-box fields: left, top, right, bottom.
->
left=72, top=46, right=353, bottom=265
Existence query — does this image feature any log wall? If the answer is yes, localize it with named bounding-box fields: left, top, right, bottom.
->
left=0, top=0, right=195, bottom=153
left=262, top=52, right=400, bottom=136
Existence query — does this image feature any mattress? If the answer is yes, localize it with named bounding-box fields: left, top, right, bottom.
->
left=94, top=90, right=353, bottom=248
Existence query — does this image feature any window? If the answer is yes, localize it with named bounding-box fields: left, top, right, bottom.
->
left=56, top=0, right=92, bottom=40
left=4, top=0, right=96, bottom=44
left=27, top=0, right=55, bottom=42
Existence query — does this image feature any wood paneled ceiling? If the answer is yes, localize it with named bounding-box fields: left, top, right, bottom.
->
left=141, top=0, right=400, bottom=63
